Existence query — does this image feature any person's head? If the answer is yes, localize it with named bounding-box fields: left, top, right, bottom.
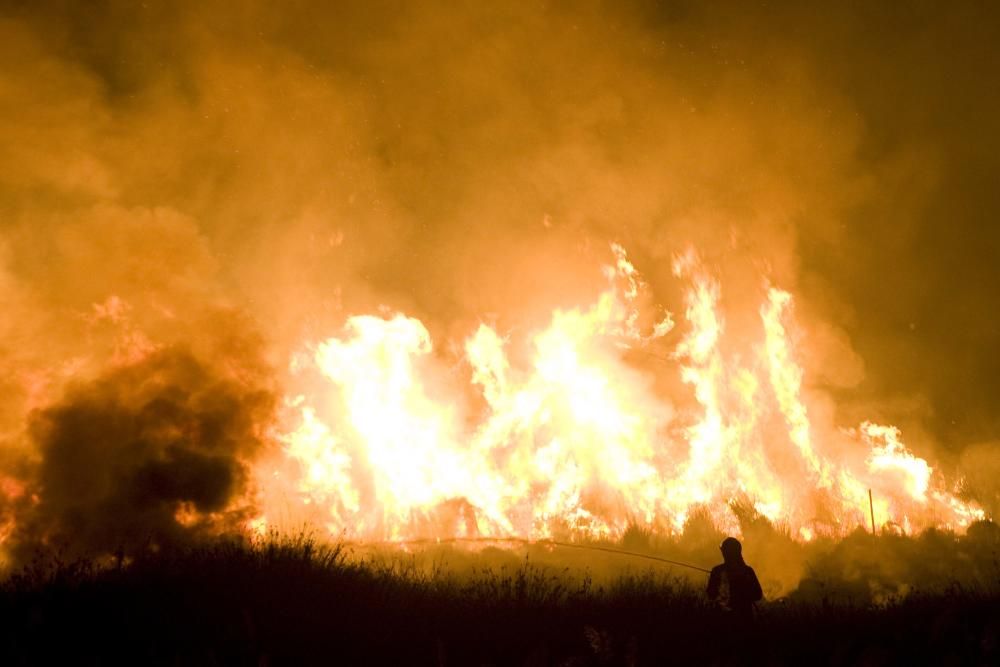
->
left=720, top=537, right=743, bottom=564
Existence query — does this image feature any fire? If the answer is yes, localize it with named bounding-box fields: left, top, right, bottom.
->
left=256, top=245, right=983, bottom=542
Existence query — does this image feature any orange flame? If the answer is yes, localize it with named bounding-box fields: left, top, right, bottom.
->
left=255, top=245, right=983, bottom=542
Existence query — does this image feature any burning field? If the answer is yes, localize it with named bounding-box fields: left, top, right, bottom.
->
left=1, top=0, right=1000, bottom=664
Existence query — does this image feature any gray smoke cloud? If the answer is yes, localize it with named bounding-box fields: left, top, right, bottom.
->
left=6, top=344, right=275, bottom=564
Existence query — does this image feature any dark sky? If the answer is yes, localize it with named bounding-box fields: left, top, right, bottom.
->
left=1, top=0, right=999, bottom=461
left=750, top=2, right=1000, bottom=448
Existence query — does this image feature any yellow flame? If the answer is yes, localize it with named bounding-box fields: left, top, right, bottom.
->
left=259, top=245, right=983, bottom=542
left=761, top=287, right=830, bottom=486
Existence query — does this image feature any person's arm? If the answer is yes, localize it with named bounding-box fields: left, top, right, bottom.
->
left=706, top=566, right=720, bottom=600
left=747, top=567, right=763, bottom=602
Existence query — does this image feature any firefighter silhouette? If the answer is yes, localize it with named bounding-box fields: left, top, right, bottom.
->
left=706, top=537, right=763, bottom=623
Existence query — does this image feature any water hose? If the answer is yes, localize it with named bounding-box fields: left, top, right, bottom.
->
left=345, top=536, right=712, bottom=574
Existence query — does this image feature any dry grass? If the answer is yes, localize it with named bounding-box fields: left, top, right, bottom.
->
left=1, top=530, right=999, bottom=665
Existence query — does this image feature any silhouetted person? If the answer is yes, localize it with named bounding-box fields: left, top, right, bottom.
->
left=706, top=537, right=763, bottom=627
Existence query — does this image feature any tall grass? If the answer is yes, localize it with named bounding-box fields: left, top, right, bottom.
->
left=1, top=531, right=999, bottom=665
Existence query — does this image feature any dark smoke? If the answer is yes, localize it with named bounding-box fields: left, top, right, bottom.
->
left=7, top=346, right=275, bottom=565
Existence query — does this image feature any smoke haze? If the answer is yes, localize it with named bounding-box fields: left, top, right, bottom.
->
left=1, top=1, right=998, bottom=561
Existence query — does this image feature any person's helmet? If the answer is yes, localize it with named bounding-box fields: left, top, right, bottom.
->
left=720, top=537, right=742, bottom=560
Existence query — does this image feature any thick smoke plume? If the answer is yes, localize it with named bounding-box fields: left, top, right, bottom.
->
left=5, top=345, right=275, bottom=564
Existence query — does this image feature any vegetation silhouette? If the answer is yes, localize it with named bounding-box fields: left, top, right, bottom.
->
left=1, top=524, right=999, bottom=665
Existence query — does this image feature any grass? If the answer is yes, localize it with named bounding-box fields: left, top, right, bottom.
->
left=1, top=531, right=999, bottom=665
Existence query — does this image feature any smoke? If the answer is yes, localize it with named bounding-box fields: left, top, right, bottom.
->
left=1, top=0, right=862, bottom=337
left=959, top=443, right=1000, bottom=519
left=6, top=345, right=275, bottom=564
left=0, top=0, right=998, bottom=561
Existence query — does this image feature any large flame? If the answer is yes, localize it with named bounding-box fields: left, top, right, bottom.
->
left=255, top=245, right=983, bottom=542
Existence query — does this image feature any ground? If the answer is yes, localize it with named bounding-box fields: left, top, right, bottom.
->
left=1, top=531, right=998, bottom=665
